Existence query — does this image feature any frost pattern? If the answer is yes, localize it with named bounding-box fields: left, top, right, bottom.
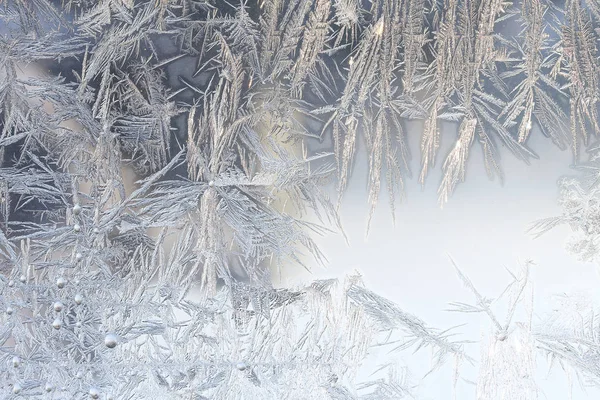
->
left=530, top=142, right=600, bottom=265
left=0, top=0, right=599, bottom=399
left=530, top=142, right=600, bottom=393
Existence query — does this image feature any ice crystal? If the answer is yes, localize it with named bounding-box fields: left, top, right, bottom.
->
left=530, top=143, right=600, bottom=393
left=530, top=155, right=600, bottom=264
left=0, top=262, right=464, bottom=398
left=535, top=293, right=600, bottom=388
left=447, top=258, right=538, bottom=398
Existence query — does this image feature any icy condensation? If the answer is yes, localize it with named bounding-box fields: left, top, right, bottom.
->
left=1, top=0, right=600, bottom=399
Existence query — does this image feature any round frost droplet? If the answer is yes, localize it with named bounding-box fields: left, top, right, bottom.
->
left=104, top=333, right=118, bottom=348
left=89, top=387, right=100, bottom=399
left=45, top=383, right=54, bottom=392
left=73, top=204, right=82, bottom=215
left=93, top=227, right=100, bottom=234
left=6, top=306, right=14, bottom=315
left=8, top=280, right=14, bottom=287
left=76, top=321, right=82, bottom=328
left=53, top=302, right=64, bottom=312
left=208, top=180, right=215, bottom=187
left=74, top=293, right=83, bottom=305
left=75, top=253, right=83, bottom=261
left=52, top=318, right=62, bottom=330
left=19, top=274, right=26, bottom=283
left=76, top=371, right=84, bottom=379
left=13, top=383, right=22, bottom=394
left=73, top=223, right=81, bottom=232
left=12, top=356, right=20, bottom=367
left=235, top=362, right=247, bottom=371
left=56, top=277, right=66, bottom=289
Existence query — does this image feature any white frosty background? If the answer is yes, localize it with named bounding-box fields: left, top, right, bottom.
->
left=274, top=124, right=600, bottom=400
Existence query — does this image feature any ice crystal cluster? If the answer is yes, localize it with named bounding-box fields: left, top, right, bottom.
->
left=0, top=0, right=600, bottom=399
left=532, top=142, right=600, bottom=263
left=529, top=143, right=600, bottom=392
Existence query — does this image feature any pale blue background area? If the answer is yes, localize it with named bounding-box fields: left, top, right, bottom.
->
left=281, top=124, right=600, bottom=399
